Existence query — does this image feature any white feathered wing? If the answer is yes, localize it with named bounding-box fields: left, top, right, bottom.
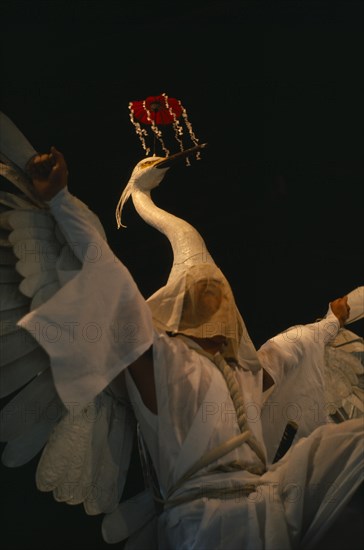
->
left=0, top=163, right=136, bottom=515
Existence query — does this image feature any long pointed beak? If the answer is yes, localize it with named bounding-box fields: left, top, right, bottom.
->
left=156, top=143, right=208, bottom=169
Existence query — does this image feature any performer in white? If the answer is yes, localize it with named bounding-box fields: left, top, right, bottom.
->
left=0, top=112, right=363, bottom=549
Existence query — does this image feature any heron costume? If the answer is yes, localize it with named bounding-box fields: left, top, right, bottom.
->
left=0, top=111, right=363, bottom=549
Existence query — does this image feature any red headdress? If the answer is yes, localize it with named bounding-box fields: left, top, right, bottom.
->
left=129, top=92, right=200, bottom=162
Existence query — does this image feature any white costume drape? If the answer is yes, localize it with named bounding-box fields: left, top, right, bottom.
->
left=19, top=189, right=363, bottom=549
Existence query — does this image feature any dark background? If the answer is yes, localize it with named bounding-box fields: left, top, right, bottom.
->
left=1, top=1, right=363, bottom=548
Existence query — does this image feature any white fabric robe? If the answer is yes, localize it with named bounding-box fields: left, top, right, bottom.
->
left=19, top=189, right=363, bottom=549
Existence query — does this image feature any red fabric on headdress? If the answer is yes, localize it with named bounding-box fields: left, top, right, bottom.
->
left=130, top=95, right=183, bottom=125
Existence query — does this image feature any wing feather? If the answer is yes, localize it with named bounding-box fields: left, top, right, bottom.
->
left=0, top=328, right=39, bottom=366
left=19, top=270, right=58, bottom=298
left=7, top=209, right=55, bottom=231
left=2, top=411, right=63, bottom=467
left=84, top=396, right=136, bottom=515
left=0, top=306, right=29, bottom=335
left=36, top=390, right=136, bottom=514
left=102, top=489, right=156, bottom=544
left=0, top=190, right=37, bottom=210
left=0, top=210, right=14, bottom=230
left=0, top=163, right=44, bottom=206
left=13, top=238, right=60, bottom=262
left=0, top=369, right=61, bottom=441
left=36, top=400, right=98, bottom=495
left=0, top=283, right=29, bottom=310
left=9, top=226, right=57, bottom=245
left=0, top=347, right=49, bottom=398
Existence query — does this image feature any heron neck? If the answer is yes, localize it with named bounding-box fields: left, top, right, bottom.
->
left=131, top=188, right=212, bottom=270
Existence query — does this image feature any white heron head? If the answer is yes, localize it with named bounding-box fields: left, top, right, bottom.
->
left=128, top=156, right=170, bottom=191
left=115, top=144, right=207, bottom=228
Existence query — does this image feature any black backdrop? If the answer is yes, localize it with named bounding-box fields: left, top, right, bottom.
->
left=1, top=1, right=363, bottom=548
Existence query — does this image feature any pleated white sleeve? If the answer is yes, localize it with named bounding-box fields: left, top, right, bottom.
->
left=259, top=309, right=340, bottom=387
left=19, top=188, right=154, bottom=409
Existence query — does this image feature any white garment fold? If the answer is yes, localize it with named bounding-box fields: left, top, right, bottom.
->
left=19, top=188, right=154, bottom=408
